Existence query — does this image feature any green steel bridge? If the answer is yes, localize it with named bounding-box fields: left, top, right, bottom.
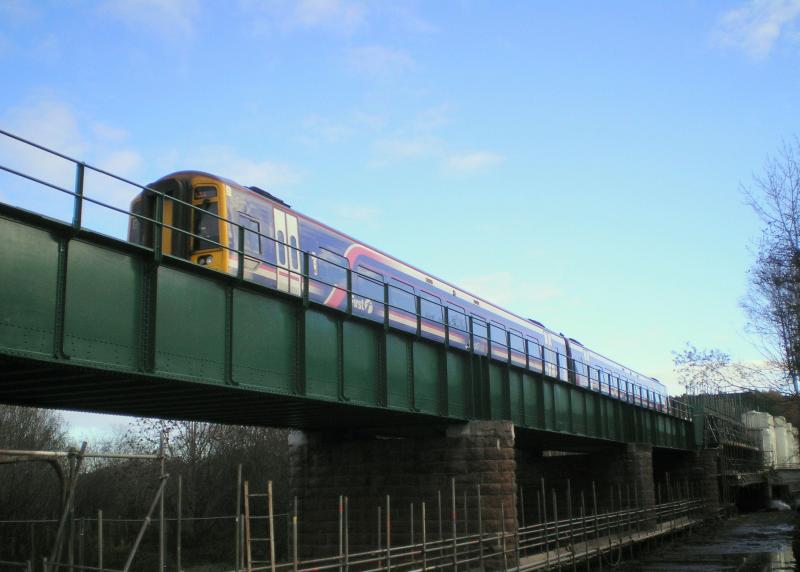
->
left=0, top=131, right=693, bottom=450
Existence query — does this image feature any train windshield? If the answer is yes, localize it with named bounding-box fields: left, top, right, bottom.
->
left=193, top=202, right=219, bottom=250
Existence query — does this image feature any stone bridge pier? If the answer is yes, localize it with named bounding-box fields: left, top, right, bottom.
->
left=289, top=421, right=721, bottom=563
left=289, top=420, right=517, bottom=560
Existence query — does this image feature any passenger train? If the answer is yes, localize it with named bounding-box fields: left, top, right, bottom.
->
left=129, top=171, right=670, bottom=412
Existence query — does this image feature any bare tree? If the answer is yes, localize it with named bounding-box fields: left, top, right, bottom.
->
left=672, top=343, right=782, bottom=394
left=0, top=405, right=69, bottom=561
left=742, top=137, right=800, bottom=394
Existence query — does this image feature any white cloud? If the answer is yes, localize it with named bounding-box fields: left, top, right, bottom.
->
left=457, top=271, right=563, bottom=311
left=371, top=136, right=503, bottom=176
left=714, top=0, right=800, bottom=58
left=100, top=0, right=199, bottom=40
left=293, top=0, right=365, bottom=32
left=99, top=149, right=142, bottom=175
left=382, top=3, right=438, bottom=34
left=189, top=147, right=302, bottom=190
left=0, top=0, right=39, bottom=22
left=31, top=33, right=60, bottom=63
left=91, top=121, right=128, bottom=143
left=239, top=0, right=365, bottom=35
left=4, top=99, right=85, bottom=155
left=413, top=105, right=449, bottom=132
left=373, top=135, right=441, bottom=162
left=442, top=151, right=503, bottom=175
left=1, top=99, right=88, bottom=192
left=0, top=97, right=144, bottom=225
left=0, top=33, right=13, bottom=59
left=298, top=114, right=353, bottom=145
left=345, top=45, right=415, bottom=77
left=334, top=204, right=382, bottom=229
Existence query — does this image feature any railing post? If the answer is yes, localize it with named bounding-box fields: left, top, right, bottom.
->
left=346, top=267, right=352, bottom=315
left=415, top=295, right=422, bottom=337
left=237, top=226, right=245, bottom=281
left=444, top=306, right=450, bottom=348
left=303, top=251, right=311, bottom=306
left=383, top=283, right=390, bottom=328
left=153, top=191, right=164, bottom=264
left=72, top=163, right=85, bottom=230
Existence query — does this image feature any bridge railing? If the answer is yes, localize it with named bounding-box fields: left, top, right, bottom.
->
left=0, top=129, right=689, bottom=421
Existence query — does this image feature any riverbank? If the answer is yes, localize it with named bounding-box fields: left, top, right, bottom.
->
left=620, top=510, right=796, bottom=571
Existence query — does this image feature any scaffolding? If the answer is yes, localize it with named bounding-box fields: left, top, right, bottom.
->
left=1, top=440, right=709, bottom=572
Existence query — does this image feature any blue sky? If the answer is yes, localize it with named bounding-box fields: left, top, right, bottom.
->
left=2, top=0, right=800, bottom=439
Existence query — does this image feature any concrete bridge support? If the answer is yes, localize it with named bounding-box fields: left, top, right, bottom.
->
left=289, top=420, right=517, bottom=561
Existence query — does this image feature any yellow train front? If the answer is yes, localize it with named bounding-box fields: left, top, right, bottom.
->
left=128, top=171, right=303, bottom=295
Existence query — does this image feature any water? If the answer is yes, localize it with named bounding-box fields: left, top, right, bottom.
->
left=625, top=511, right=796, bottom=571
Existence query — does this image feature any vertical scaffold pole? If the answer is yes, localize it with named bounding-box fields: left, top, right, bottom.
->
left=451, top=479, right=457, bottom=572
left=235, top=464, right=242, bottom=572
left=177, top=475, right=183, bottom=572
left=159, top=432, right=165, bottom=572
left=243, top=482, right=252, bottom=572
left=410, top=503, right=415, bottom=564
left=437, top=490, right=443, bottom=563
left=292, top=512, right=298, bottom=572
left=338, top=495, right=343, bottom=572
left=268, top=481, right=275, bottom=572
left=553, top=489, right=560, bottom=569
left=476, top=485, right=484, bottom=572
left=500, top=504, right=508, bottom=572
left=422, top=501, right=428, bottom=572
left=386, top=495, right=391, bottom=572
left=97, top=510, right=103, bottom=572
left=540, top=479, right=549, bottom=569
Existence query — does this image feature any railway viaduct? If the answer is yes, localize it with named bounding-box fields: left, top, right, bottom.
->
left=0, top=132, right=745, bottom=562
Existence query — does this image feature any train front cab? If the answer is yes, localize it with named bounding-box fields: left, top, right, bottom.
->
left=129, top=174, right=230, bottom=274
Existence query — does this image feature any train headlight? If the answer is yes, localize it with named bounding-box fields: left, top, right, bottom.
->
left=198, top=255, right=213, bottom=266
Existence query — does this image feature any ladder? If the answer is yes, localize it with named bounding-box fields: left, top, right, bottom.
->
left=243, top=480, right=276, bottom=572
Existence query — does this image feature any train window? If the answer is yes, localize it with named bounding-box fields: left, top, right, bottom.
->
left=472, top=317, right=488, bottom=340
left=317, top=248, right=347, bottom=289
left=355, top=265, right=383, bottom=303
left=389, top=278, right=415, bottom=313
left=509, top=331, right=524, bottom=352
left=447, top=303, right=468, bottom=331
left=193, top=202, right=219, bottom=251
left=490, top=323, right=507, bottom=345
left=276, top=230, right=287, bottom=265
left=319, top=248, right=347, bottom=268
left=290, top=236, right=299, bottom=268
left=420, top=291, right=443, bottom=322
left=239, top=214, right=261, bottom=255
left=193, top=185, right=217, bottom=200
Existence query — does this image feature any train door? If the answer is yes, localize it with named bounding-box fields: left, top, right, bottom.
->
left=273, top=208, right=302, bottom=296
